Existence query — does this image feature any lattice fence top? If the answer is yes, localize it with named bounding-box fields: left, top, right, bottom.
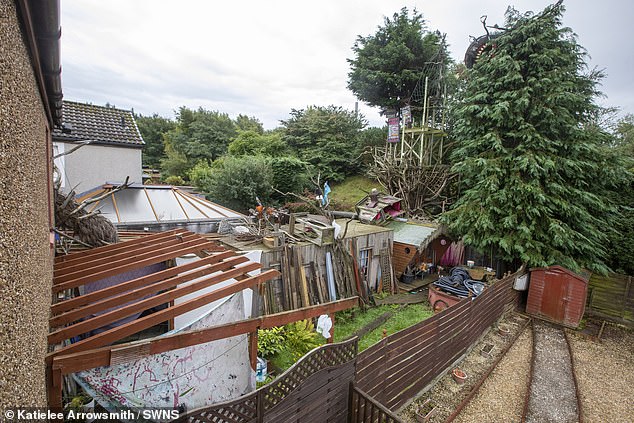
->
left=181, top=337, right=358, bottom=423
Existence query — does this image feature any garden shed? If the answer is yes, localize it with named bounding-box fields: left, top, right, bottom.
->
left=526, top=265, right=590, bottom=328
left=387, top=220, right=450, bottom=278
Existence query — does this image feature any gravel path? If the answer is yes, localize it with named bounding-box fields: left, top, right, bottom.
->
left=526, top=320, right=578, bottom=423
left=399, top=312, right=530, bottom=422
left=568, top=324, right=634, bottom=423
left=452, top=326, right=531, bottom=422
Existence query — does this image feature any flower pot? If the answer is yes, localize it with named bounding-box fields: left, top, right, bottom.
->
left=415, top=399, right=436, bottom=422
left=480, top=343, right=494, bottom=358
left=498, top=325, right=511, bottom=337
left=452, top=368, right=467, bottom=384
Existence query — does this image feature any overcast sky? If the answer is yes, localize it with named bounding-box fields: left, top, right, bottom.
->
left=60, top=0, right=634, bottom=129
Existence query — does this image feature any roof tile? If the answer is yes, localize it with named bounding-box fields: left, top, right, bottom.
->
left=52, top=100, right=144, bottom=147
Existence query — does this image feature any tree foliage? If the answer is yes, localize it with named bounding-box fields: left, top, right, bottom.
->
left=347, top=7, right=449, bottom=110
left=192, top=156, right=273, bottom=212
left=228, top=130, right=289, bottom=157
left=281, top=105, right=366, bottom=182
left=135, top=114, right=175, bottom=168
left=161, top=107, right=237, bottom=178
left=235, top=114, right=264, bottom=134
left=268, top=156, right=310, bottom=198
left=442, top=3, right=621, bottom=273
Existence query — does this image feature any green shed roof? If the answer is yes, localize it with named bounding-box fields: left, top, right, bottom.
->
left=387, top=221, right=444, bottom=248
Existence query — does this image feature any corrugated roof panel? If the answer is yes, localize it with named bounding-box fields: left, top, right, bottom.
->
left=388, top=221, right=439, bottom=246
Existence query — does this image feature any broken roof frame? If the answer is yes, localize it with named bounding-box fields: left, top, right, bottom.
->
left=47, top=229, right=357, bottom=408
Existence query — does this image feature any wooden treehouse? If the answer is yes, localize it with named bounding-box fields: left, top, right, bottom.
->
left=371, top=77, right=454, bottom=217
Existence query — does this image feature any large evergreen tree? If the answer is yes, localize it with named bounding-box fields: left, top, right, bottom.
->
left=443, top=3, right=618, bottom=273
left=347, top=7, right=448, bottom=111
left=281, top=105, right=366, bottom=182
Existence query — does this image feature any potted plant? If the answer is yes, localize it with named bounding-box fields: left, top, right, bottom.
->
left=452, top=368, right=467, bottom=384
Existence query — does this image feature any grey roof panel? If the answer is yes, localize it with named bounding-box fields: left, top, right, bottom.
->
left=388, top=221, right=442, bottom=247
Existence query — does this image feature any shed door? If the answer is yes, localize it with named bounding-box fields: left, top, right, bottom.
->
left=541, top=271, right=566, bottom=322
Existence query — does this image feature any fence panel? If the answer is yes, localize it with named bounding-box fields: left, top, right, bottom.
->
left=179, top=337, right=357, bottom=423
left=355, top=272, right=520, bottom=411
left=348, top=383, right=404, bottom=423
left=587, top=273, right=634, bottom=325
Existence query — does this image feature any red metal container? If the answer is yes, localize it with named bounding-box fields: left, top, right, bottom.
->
left=428, top=284, right=462, bottom=312
left=526, top=265, right=590, bottom=328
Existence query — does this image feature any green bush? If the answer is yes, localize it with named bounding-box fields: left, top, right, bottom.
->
left=283, top=320, right=322, bottom=361
left=257, top=327, right=285, bottom=359
left=164, top=175, right=185, bottom=186
left=197, top=156, right=273, bottom=212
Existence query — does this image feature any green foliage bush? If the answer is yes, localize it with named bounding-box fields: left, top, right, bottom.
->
left=195, top=156, right=273, bottom=212
left=228, top=130, right=289, bottom=157
left=163, top=175, right=185, bottom=186
left=257, top=327, right=285, bottom=358
left=281, top=105, right=366, bottom=182
left=258, top=320, right=323, bottom=373
left=347, top=7, right=449, bottom=110
left=268, top=156, right=310, bottom=198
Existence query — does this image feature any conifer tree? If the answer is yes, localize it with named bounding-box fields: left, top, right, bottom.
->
left=443, top=2, right=617, bottom=273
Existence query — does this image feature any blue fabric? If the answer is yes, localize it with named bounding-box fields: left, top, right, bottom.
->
left=322, top=182, right=331, bottom=205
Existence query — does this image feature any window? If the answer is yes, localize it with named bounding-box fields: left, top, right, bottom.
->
left=358, top=248, right=372, bottom=280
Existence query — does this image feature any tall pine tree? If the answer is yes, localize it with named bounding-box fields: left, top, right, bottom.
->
left=443, top=2, right=617, bottom=273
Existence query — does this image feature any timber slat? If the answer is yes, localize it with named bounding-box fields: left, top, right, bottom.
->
left=51, top=250, right=236, bottom=315
left=50, top=269, right=278, bottom=356
left=355, top=272, right=518, bottom=411
left=53, top=237, right=213, bottom=284
left=54, top=231, right=195, bottom=274
left=54, top=229, right=182, bottom=264
left=48, top=257, right=254, bottom=339
left=50, top=253, right=243, bottom=326
left=52, top=240, right=221, bottom=293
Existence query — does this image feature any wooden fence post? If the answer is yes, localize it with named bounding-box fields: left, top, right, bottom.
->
left=256, top=388, right=264, bottom=423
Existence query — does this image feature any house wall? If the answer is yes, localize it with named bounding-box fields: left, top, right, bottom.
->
left=55, top=142, right=142, bottom=193
left=0, top=0, right=54, bottom=407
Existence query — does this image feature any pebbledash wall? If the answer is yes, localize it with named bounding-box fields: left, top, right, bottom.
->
left=0, top=0, right=55, bottom=407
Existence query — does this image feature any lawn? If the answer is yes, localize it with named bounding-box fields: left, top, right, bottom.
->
left=263, top=302, right=434, bottom=378
left=329, top=175, right=380, bottom=211
left=334, top=302, right=434, bottom=351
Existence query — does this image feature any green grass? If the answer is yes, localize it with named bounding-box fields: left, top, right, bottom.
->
left=329, top=176, right=380, bottom=211
left=334, top=303, right=434, bottom=351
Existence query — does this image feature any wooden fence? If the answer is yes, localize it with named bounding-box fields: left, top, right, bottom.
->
left=587, top=273, right=634, bottom=325
left=178, top=273, right=520, bottom=422
left=178, top=337, right=358, bottom=423
left=349, top=383, right=403, bottom=423
left=355, top=272, right=520, bottom=411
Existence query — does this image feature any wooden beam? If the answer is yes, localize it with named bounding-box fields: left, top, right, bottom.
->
left=54, top=232, right=200, bottom=276
left=178, top=191, right=211, bottom=218
left=172, top=189, right=190, bottom=220
left=49, top=255, right=250, bottom=328
left=49, top=269, right=279, bottom=356
left=51, top=296, right=359, bottom=375
left=52, top=240, right=222, bottom=293
left=54, top=229, right=183, bottom=264
left=143, top=187, right=160, bottom=222
left=181, top=190, right=236, bottom=218
left=48, top=259, right=259, bottom=344
left=111, top=192, right=121, bottom=223
left=51, top=250, right=236, bottom=315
